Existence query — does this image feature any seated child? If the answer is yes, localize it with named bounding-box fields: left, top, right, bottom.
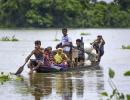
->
left=54, top=48, right=68, bottom=68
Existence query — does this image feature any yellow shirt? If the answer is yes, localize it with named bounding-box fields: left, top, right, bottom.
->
left=54, top=53, right=63, bottom=64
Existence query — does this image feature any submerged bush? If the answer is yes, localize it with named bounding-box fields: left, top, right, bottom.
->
left=122, top=45, right=130, bottom=49
left=0, top=35, right=19, bottom=41
left=80, top=32, right=91, bottom=36
left=53, top=38, right=60, bottom=41
left=0, top=72, right=11, bottom=84
left=124, top=71, right=130, bottom=76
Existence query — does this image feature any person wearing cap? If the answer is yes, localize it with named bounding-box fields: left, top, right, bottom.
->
left=91, top=35, right=105, bottom=62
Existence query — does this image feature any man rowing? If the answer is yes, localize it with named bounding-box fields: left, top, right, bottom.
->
left=25, top=40, right=44, bottom=73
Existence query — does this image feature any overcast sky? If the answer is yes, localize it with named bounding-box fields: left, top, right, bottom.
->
left=98, top=0, right=114, bottom=3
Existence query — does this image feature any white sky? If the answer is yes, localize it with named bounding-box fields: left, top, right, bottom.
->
left=98, top=0, right=113, bottom=3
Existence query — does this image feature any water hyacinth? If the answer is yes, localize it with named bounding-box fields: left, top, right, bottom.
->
left=124, top=71, right=130, bottom=76
left=0, top=72, right=11, bottom=84
left=54, top=38, right=60, bottom=41
left=80, top=32, right=91, bottom=36
left=122, top=45, right=130, bottom=49
left=0, top=35, right=19, bottom=41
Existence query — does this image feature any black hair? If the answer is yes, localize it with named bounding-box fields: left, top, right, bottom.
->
left=97, top=35, right=102, bottom=38
left=76, top=39, right=81, bottom=42
left=44, top=48, right=49, bottom=52
left=35, top=40, right=41, bottom=45
left=62, top=28, right=67, bottom=32
left=47, top=46, right=52, bottom=49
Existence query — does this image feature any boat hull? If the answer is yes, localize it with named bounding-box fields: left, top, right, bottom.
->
left=35, top=62, right=100, bottom=73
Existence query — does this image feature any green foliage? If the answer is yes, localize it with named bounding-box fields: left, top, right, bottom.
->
left=80, top=32, right=91, bottom=36
left=0, top=35, right=19, bottom=41
left=15, top=76, right=24, bottom=81
left=0, top=0, right=130, bottom=28
left=109, top=68, right=115, bottom=78
left=127, top=95, right=130, bottom=100
left=0, top=72, right=25, bottom=84
left=124, top=71, right=130, bottom=76
left=54, top=38, right=60, bottom=41
left=114, top=0, right=130, bottom=10
left=0, top=72, right=11, bottom=84
left=101, top=92, right=108, bottom=96
left=122, top=45, right=130, bottom=49
left=101, top=68, right=130, bottom=99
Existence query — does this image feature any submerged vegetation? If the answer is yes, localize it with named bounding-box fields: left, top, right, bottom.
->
left=0, top=72, right=24, bottom=85
left=101, top=68, right=130, bottom=100
left=0, top=0, right=130, bottom=28
left=122, top=45, right=130, bottom=49
left=0, top=72, right=11, bottom=84
left=0, top=35, right=19, bottom=41
left=124, top=71, right=130, bottom=76
left=54, top=38, right=60, bottom=41
left=80, top=32, right=91, bottom=36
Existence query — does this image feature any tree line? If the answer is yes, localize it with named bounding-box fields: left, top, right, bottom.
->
left=0, top=0, right=130, bottom=28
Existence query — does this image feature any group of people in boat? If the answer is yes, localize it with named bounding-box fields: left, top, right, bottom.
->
left=25, top=28, right=105, bottom=73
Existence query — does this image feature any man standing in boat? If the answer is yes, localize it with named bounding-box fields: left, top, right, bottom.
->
left=75, top=39, right=85, bottom=65
left=56, top=28, right=72, bottom=59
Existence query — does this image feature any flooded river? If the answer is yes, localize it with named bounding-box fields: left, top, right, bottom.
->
left=0, top=29, right=130, bottom=100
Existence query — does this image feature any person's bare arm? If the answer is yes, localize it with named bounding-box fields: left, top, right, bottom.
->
left=62, top=53, right=68, bottom=61
left=101, top=38, right=105, bottom=45
left=25, top=50, right=34, bottom=62
left=35, top=48, right=44, bottom=54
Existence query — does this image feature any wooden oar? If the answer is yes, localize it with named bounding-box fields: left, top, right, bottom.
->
left=14, top=62, right=27, bottom=75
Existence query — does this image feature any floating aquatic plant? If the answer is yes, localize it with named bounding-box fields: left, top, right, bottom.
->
left=0, top=35, right=19, bottom=41
left=54, top=38, right=60, bottom=41
left=80, top=32, right=91, bottom=36
left=122, top=45, right=130, bottom=49
left=0, top=72, right=11, bottom=84
left=124, top=71, right=130, bottom=76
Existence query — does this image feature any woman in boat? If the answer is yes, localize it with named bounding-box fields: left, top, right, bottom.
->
left=54, top=48, right=68, bottom=68
left=43, top=47, right=55, bottom=67
left=26, top=40, right=44, bottom=73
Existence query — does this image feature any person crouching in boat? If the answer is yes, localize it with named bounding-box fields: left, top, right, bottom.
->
left=25, top=40, right=44, bottom=73
left=91, top=35, right=105, bottom=62
left=54, top=48, right=68, bottom=68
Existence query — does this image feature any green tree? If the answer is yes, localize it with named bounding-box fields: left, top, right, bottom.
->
left=114, top=0, right=130, bottom=10
left=0, top=0, right=31, bottom=27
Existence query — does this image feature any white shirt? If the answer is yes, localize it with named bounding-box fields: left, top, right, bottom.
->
left=61, top=35, right=72, bottom=52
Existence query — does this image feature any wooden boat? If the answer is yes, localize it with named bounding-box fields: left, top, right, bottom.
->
left=34, top=37, right=100, bottom=73
left=35, top=62, right=100, bottom=73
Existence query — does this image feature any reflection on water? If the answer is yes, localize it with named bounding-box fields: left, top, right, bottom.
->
left=1, top=29, right=130, bottom=99
left=14, top=67, right=104, bottom=100
left=55, top=73, right=73, bottom=100
left=29, top=73, right=52, bottom=100
left=74, top=72, right=84, bottom=97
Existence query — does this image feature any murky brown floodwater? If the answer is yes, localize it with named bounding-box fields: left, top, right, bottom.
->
left=0, top=29, right=130, bottom=100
